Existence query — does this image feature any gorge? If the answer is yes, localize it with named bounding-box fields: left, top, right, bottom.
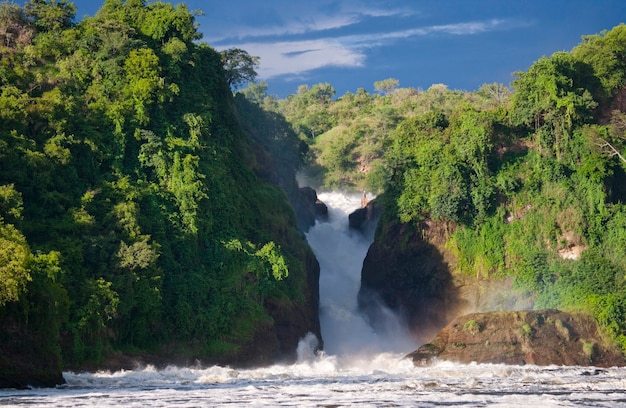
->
left=306, top=191, right=415, bottom=357
left=1, top=2, right=626, bottom=405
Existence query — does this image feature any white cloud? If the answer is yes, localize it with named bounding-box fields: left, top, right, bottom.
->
left=216, top=19, right=514, bottom=80
left=428, top=19, right=507, bottom=35
left=205, top=1, right=412, bottom=42
left=220, top=39, right=366, bottom=80
left=341, top=19, right=510, bottom=46
left=207, top=15, right=358, bottom=42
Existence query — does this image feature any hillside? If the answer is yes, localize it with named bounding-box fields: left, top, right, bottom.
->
left=251, top=24, right=626, bottom=354
left=0, top=1, right=320, bottom=386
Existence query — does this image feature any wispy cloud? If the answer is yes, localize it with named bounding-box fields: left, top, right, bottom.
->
left=225, top=39, right=366, bottom=81
left=341, top=19, right=511, bottom=46
left=207, top=16, right=355, bottom=42
left=216, top=19, right=517, bottom=80
left=205, top=2, right=413, bottom=42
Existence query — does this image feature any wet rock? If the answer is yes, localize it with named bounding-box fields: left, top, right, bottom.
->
left=358, top=218, right=461, bottom=341
left=407, top=309, right=626, bottom=367
left=293, top=187, right=328, bottom=232
left=0, top=336, right=65, bottom=389
left=348, top=198, right=380, bottom=234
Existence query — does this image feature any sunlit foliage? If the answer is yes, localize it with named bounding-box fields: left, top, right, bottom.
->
left=0, top=0, right=312, bottom=368
left=244, top=23, right=626, bottom=352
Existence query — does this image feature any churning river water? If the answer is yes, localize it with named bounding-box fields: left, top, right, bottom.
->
left=2, top=191, right=626, bottom=407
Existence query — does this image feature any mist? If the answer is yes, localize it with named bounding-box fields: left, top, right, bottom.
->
left=305, top=191, right=416, bottom=358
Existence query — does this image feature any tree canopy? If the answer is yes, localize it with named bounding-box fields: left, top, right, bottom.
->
left=0, top=0, right=315, bottom=369
left=220, top=47, right=260, bottom=89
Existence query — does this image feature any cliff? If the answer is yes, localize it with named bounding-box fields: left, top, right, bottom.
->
left=0, top=1, right=323, bottom=387
left=0, top=325, right=64, bottom=389
left=348, top=196, right=381, bottom=236
left=358, top=215, right=462, bottom=341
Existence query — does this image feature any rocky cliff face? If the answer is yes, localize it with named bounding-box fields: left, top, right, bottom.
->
left=357, top=215, right=626, bottom=367
left=348, top=197, right=381, bottom=236
left=407, top=309, right=626, bottom=367
left=292, top=186, right=328, bottom=232
left=358, top=217, right=462, bottom=341
left=260, top=245, right=322, bottom=364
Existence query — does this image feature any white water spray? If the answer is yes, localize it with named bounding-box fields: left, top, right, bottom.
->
left=304, top=191, right=416, bottom=359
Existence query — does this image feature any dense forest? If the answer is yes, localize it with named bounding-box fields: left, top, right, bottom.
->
left=241, top=24, right=626, bottom=350
left=0, top=0, right=320, bottom=381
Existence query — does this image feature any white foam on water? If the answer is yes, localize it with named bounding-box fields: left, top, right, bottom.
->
left=5, top=355, right=626, bottom=406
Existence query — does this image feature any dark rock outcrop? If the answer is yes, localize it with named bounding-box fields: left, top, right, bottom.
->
left=0, top=329, right=65, bottom=389
left=348, top=198, right=381, bottom=235
left=407, top=309, right=626, bottom=367
left=260, top=246, right=323, bottom=363
left=358, top=217, right=461, bottom=341
left=293, top=186, right=328, bottom=232
left=202, top=246, right=322, bottom=369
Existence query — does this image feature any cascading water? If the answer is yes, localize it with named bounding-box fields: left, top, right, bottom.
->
left=304, top=191, right=416, bottom=358
left=3, top=191, right=626, bottom=406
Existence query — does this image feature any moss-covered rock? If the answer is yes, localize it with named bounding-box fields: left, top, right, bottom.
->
left=407, top=309, right=626, bottom=367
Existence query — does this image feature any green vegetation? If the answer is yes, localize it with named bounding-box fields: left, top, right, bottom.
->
left=0, top=0, right=313, bottom=369
left=261, top=81, right=503, bottom=192
left=237, top=24, right=626, bottom=352
left=519, top=322, right=534, bottom=340
left=582, top=339, right=596, bottom=362
left=2, top=0, right=626, bottom=371
left=463, top=319, right=482, bottom=335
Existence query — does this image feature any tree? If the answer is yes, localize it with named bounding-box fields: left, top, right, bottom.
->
left=24, top=0, right=76, bottom=32
left=511, top=52, right=597, bottom=160
left=477, top=82, right=511, bottom=106
left=0, top=221, right=31, bottom=305
left=572, top=24, right=626, bottom=99
left=307, top=82, right=335, bottom=106
left=220, top=47, right=260, bottom=90
left=123, top=47, right=164, bottom=124
left=0, top=1, right=34, bottom=49
left=374, top=78, right=399, bottom=96
left=139, top=2, right=202, bottom=43
left=597, top=110, right=626, bottom=165
left=238, top=81, right=268, bottom=105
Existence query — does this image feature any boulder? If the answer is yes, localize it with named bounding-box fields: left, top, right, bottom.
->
left=407, top=309, right=626, bottom=367
left=293, top=187, right=328, bottom=232
left=348, top=197, right=380, bottom=234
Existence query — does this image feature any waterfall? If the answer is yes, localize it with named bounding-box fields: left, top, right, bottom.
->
left=304, top=191, right=416, bottom=358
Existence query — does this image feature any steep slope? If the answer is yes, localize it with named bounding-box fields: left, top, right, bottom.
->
left=357, top=24, right=626, bottom=361
left=0, top=1, right=320, bottom=387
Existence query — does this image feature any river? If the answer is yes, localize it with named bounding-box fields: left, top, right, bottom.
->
left=2, top=191, right=626, bottom=407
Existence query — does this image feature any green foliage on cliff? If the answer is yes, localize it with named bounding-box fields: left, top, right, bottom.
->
left=386, top=24, right=626, bottom=351
left=0, top=0, right=313, bottom=368
left=255, top=24, right=626, bottom=351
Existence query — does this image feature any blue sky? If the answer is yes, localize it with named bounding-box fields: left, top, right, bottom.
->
left=20, top=1, right=626, bottom=98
